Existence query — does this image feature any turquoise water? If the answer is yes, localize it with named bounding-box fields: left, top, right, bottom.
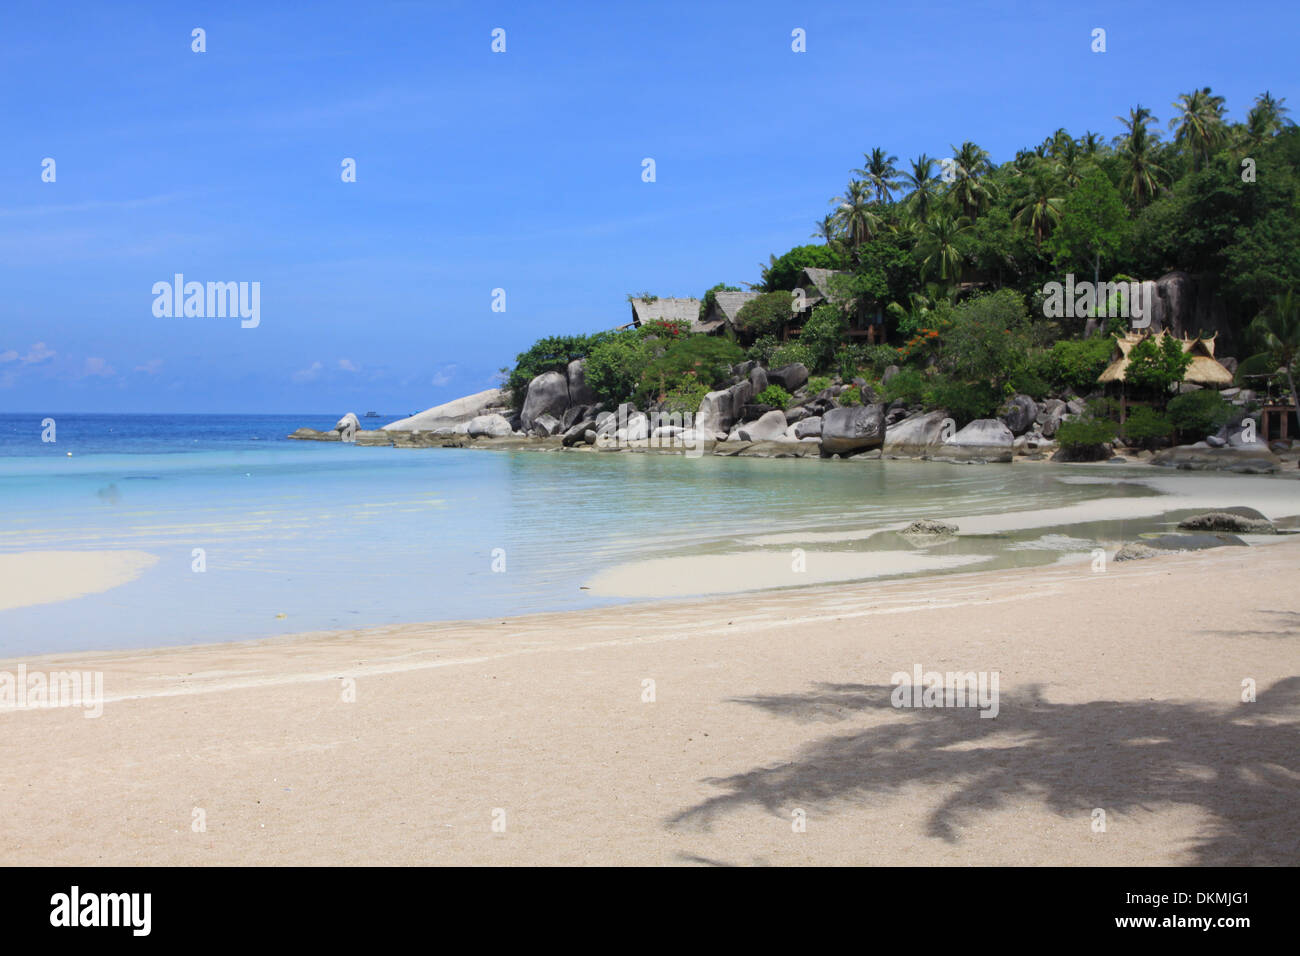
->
left=0, top=413, right=1264, bottom=656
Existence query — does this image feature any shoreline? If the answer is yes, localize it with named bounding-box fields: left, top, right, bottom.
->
left=3, top=540, right=1297, bottom=865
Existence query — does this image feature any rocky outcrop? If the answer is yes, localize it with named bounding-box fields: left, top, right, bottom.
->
left=794, top=416, right=822, bottom=439
left=334, top=412, right=360, bottom=435
left=820, top=404, right=886, bottom=457
left=530, top=413, right=563, bottom=437
left=521, top=370, right=570, bottom=430
left=882, top=410, right=950, bottom=459
left=384, top=388, right=509, bottom=432
left=931, top=419, right=1014, bottom=463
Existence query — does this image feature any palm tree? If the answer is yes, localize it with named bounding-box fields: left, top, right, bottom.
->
left=1116, top=105, right=1167, bottom=207
left=853, top=147, right=901, bottom=204
left=1241, top=291, right=1300, bottom=415
left=1170, top=87, right=1227, bottom=169
left=1051, top=136, right=1088, bottom=188
left=830, top=180, right=881, bottom=258
left=1242, top=91, right=1294, bottom=150
left=811, top=213, right=840, bottom=243
left=901, top=154, right=939, bottom=222
left=916, top=211, right=972, bottom=283
left=949, top=141, right=996, bottom=220
left=1079, top=131, right=1104, bottom=155
left=1013, top=167, right=1064, bottom=249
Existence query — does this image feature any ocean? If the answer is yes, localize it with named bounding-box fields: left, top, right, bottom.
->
left=0, top=413, right=1290, bottom=656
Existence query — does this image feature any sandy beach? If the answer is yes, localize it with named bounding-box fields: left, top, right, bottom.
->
left=2, top=537, right=1297, bottom=866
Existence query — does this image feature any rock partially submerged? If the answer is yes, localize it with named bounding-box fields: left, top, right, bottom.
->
left=901, top=519, right=959, bottom=536
left=1176, top=511, right=1276, bottom=534
left=1151, top=442, right=1282, bottom=474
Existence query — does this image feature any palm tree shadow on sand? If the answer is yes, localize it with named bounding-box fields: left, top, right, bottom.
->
left=668, top=677, right=1300, bottom=865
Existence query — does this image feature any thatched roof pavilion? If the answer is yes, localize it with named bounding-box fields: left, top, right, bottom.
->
left=699, top=290, right=760, bottom=333
left=1098, top=331, right=1234, bottom=388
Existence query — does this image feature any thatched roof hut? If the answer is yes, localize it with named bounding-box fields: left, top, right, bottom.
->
left=628, top=296, right=712, bottom=333
left=795, top=267, right=852, bottom=311
left=1098, top=331, right=1234, bottom=388
left=700, top=290, right=760, bottom=333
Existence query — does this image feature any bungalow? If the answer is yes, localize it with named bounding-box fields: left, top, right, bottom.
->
left=700, top=290, right=761, bottom=334
left=793, top=267, right=883, bottom=342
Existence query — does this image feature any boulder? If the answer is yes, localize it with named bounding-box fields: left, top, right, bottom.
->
left=1040, top=400, right=1067, bottom=438
left=566, top=359, right=596, bottom=406
left=530, top=413, right=563, bottom=437
left=881, top=365, right=900, bottom=385
left=383, top=388, right=509, bottom=432
left=521, top=370, right=570, bottom=430
left=820, top=404, right=886, bottom=457
left=931, top=419, right=1015, bottom=463
left=465, top=413, right=513, bottom=438
left=1151, top=442, right=1282, bottom=474
left=794, top=416, right=822, bottom=439
left=334, top=412, right=360, bottom=434
left=696, top=389, right=734, bottom=437
left=561, top=420, right=593, bottom=446
left=999, top=395, right=1039, bottom=436
left=1115, top=542, right=1162, bottom=562
left=738, top=410, right=788, bottom=442
left=749, top=366, right=769, bottom=395
left=562, top=404, right=591, bottom=430
left=767, top=363, right=809, bottom=392
left=882, top=410, right=951, bottom=459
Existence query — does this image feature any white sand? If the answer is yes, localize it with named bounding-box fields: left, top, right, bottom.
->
left=1, top=539, right=1297, bottom=866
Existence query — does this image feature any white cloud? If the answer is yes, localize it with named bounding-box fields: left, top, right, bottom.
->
left=21, top=342, right=55, bottom=364
left=82, top=357, right=115, bottom=377
left=133, top=359, right=164, bottom=375
left=292, top=361, right=324, bottom=384
left=0, top=350, right=16, bottom=364
left=337, top=358, right=358, bottom=372
left=431, top=364, right=457, bottom=387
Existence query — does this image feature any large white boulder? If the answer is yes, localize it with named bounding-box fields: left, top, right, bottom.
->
left=521, top=370, right=570, bottom=430
left=465, top=413, right=514, bottom=438
left=384, top=388, right=508, bottom=432
left=931, top=419, right=1014, bottom=463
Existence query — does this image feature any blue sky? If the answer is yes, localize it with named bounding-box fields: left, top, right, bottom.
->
left=2, top=0, right=1296, bottom=414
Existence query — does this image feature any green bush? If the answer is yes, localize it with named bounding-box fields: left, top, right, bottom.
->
left=584, top=333, right=650, bottom=408
left=733, top=291, right=795, bottom=338
left=1044, top=337, right=1115, bottom=395
left=661, top=377, right=711, bottom=416
left=806, top=375, right=832, bottom=395
left=770, top=342, right=815, bottom=369
left=746, top=334, right=779, bottom=364
left=923, top=377, right=1001, bottom=425
left=881, top=367, right=927, bottom=405
left=635, top=335, right=744, bottom=406
left=1167, top=389, right=1234, bottom=439
left=836, top=385, right=862, bottom=406
left=1120, top=405, right=1172, bottom=447
left=798, top=305, right=849, bottom=372
left=756, top=384, right=793, bottom=409
left=1056, top=416, right=1118, bottom=449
